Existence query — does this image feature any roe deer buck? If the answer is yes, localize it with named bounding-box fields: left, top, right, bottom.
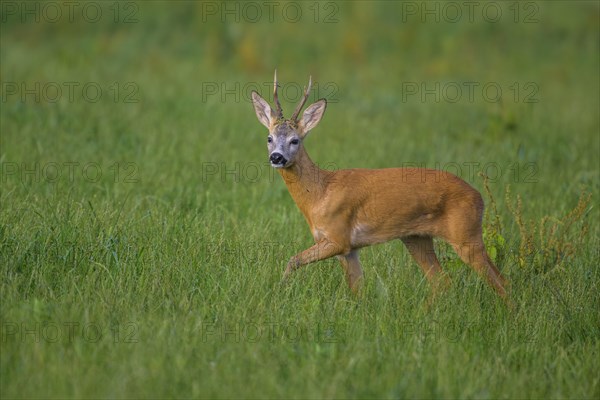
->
left=251, top=71, right=507, bottom=298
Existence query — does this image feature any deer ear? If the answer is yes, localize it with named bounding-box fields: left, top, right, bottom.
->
left=251, top=91, right=275, bottom=129
left=298, top=99, right=327, bottom=136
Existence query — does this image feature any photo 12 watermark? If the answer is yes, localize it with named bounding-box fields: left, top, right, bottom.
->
left=201, top=80, right=340, bottom=104
left=1, top=82, right=140, bottom=104
left=1, top=1, right=140, bottom=24
left=400, top=1, right=540, bottom=24
left=201, top=240, right=304, bottom=264
left=199, top=1, right=339, bottom=23
left=396, top=320, right=537, bottom=344
left=401, top=81, right=540, bottom=104
left=199, top=321, right=342, bottom=343
left=200, top=161, right=339, bottom=184
left=2, top=321, right=139, bottom=344
left=1, top=161, right=141, bottom=184
left=398, top=162, right=539, bottom=184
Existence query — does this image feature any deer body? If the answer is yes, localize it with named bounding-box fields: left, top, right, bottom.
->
left=252, top=72, right=507, bottom=297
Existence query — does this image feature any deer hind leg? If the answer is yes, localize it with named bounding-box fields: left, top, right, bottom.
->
left=401, top=235, right=443, bottom=281
left=450, top=237, right=507, bottom=298
left=337, top=250, right=364, bottom=293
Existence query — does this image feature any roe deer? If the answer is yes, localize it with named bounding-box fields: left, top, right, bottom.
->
left=250, top=71, right=507, bottom=298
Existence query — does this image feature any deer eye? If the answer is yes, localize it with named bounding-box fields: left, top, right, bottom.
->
left=267, top=136, right=273, bottom=143
left=290, top=139, right=299, bottom=145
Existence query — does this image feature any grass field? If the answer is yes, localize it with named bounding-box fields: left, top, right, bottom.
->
left=1, top=1, right=599, bottom=398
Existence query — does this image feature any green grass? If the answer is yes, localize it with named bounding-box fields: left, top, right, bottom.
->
left=1, top=1, right=599, bottom=398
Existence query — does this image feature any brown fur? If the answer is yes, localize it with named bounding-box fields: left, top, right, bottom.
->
left=279, top=146, right=507, bottom=297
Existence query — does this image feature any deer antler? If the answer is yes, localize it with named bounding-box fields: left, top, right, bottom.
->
left=291, top=76, right=312, bottom=122
left=273, top=70, right=284, bottom=119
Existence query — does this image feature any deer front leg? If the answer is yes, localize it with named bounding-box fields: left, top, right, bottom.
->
left=283, top=239, right=344, bottom=280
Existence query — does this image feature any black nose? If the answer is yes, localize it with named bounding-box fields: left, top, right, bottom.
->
left=270, top=153, right=286, bottom=165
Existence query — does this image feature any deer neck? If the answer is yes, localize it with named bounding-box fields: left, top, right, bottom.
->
left=278, top=146, right=329, bottom=216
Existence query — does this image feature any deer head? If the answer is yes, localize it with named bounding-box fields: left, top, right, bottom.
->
left=251, top=71, right=327, bottom=168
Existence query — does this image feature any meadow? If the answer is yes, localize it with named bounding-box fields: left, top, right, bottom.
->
left=1, top=1, right=599, bottom=398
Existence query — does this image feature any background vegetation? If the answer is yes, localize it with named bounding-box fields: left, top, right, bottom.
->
left=1, top=1, right=598, bottom=398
